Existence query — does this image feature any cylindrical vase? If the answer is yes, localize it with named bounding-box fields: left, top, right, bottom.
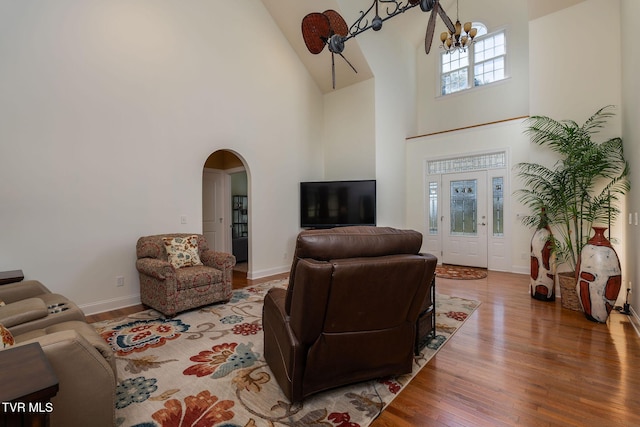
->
left=576, top=227, right=622, bottom=323
left=530, top=224, right=555, bottom=301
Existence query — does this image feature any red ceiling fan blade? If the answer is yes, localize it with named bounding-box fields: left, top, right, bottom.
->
left=323, top=10, right=348, bottom=37
left=301, top=12, right=331, bottom=54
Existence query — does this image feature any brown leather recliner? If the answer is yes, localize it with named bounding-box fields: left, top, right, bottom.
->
left=263, top=226, right=437, bottom=403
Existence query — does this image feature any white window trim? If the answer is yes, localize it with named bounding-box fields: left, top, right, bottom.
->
left=437, top=25, right=510, bottom=98
left=422, top=148, right=512, bottom=271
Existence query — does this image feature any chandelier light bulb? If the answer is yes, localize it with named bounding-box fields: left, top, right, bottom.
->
left=438, top=0, right=477, bottom=54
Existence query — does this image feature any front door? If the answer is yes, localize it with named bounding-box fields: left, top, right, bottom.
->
left=442, top=171, right=488, bottom=268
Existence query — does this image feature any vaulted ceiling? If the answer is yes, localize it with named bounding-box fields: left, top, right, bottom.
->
left=260, top=0, right=585, bottom=93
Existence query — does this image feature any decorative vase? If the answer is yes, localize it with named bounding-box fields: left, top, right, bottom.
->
left=576, top=227, right=622, bottom=323
left=530, top=210, right=555, bottom=301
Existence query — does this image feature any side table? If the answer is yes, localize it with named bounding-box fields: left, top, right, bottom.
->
left=415, top=276, right=437, bottom=355
left=0, top=342, right=59, bottom=427
left=0, top=270, right=24, bottom=286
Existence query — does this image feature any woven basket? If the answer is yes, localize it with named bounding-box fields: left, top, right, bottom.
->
left=558, top=272, right=582, bottom=311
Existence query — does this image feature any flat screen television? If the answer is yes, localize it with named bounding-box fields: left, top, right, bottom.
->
left=300, top=180, right=376, bottom=228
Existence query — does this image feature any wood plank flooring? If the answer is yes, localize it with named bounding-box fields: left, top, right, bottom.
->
left=86, top=269, right=640, bottom=426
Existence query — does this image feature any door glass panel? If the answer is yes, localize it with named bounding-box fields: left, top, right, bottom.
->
left=429, top=182, right=438, bottom=234
left=492, top=177, right=504, bottom=236
left=450, top=179, right=477, bottom=235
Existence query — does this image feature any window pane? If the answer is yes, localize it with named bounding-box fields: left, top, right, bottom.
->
left=442, top=67, right=469, bottom=95
left=427, top=152, right=506, bottom=175
left=474, top=31, right=505, bottom=61
left=492, top=177, right=504, bottom=236
left=474, top=56, right=505, bottom=86
left=439, top=27, right=506, bottom=96
left=450, top=180, right=477, bottom=235
left=429, top=182, right=438, bottom=234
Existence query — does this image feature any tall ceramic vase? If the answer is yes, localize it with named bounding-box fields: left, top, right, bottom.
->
left=576, top=227, right=622, bottom=323
left=530, top=211, right=555, bottom=301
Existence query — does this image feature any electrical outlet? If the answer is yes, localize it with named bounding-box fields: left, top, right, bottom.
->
left=180, top=215, right=188, bottom=224
left=116, top=276, right=125, bottom=287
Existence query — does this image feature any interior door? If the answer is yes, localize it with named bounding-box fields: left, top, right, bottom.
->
left=202, top=169, right=230, bottom=252
left=442, top=171, right=488, bottom=268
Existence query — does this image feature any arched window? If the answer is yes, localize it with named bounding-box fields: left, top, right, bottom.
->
left=440, top=23, right=506, bottom=95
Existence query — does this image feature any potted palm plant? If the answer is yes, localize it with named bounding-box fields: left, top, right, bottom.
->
left=514, top=106, right=630, bottom=310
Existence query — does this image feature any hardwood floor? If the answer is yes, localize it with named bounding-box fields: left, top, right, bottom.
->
left=86, top=269, right=640, bottom=426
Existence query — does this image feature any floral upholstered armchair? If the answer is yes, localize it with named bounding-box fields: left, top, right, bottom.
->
left=135, top=234, right=236, bottom=316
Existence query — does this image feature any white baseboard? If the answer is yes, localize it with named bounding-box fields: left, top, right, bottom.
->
left=79, top=294, right=141, bottom=316
left=247, top=265, right=289, bottom=280
left=511, top=265, right=529, bottom=275
left=78, top=266, right=291, bottom=316
left=629, top=306, right=640, bottom=337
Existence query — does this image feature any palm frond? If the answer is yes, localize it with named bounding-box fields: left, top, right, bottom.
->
left=515, top=106, right=630, bottom=271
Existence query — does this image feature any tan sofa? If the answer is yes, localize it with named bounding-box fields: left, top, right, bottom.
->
left=0, top=280, right=86, bottom=336
left=11, top=321, right=117, bottom=427
left=136, top=233, right=236, bottom=316
left=0, top=281, right=116, bottom=427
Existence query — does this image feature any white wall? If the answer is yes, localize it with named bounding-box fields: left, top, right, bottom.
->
left=406, top=1, right=530, bottom=272
left=621, top=0, right=640, bottom=317
left=406, top=119, right=531, bottom=272
left=416, top=0, right=530, bottom=135
left=0, top=0, right=324, bottom=313
left=405, top=0, right=628, bottom=282
left=323, top=79, right=376, bottom=181
left=357, top=25, right=418, bottom=228
left=529, top=0, right=626, bottom=302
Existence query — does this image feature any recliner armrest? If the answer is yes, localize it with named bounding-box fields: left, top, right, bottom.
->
left=0, top=280, right=51, bottom=304
left=136, top=258, right=173, bottom=280
left=0, top=298, right=48, bottom=328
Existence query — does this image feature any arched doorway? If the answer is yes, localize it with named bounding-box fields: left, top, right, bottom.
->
left=202, top=150, right=250, bottom=276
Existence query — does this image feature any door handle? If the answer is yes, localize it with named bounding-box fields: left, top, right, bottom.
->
left=479, top=222, right=486, bottom=226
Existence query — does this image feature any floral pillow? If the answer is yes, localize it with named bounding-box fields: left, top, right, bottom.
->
left=0, top=323, right=14, bottom=351
left=162, top=235, right=203, bottom=269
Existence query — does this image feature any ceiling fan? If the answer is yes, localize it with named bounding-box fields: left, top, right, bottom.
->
left=301, top=1, right=458, bottom=89
left=301, top=9, right=357, bottom=90
left=411, top=0, right=456, bottom=54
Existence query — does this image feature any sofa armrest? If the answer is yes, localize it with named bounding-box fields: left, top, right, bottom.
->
left=0, top=280, right=51, bottom=304
left=136, top=258, right=174, bottom=280
left=200, top=250, right=236, bottom=272
left=0, top=298, right=48, bottom=328
left=17, top=330, right=116, bottom=427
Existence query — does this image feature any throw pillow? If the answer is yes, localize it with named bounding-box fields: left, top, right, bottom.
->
left=0, top=298, right=5, bottom=307
left=0, top=323, right=14, bottom=351
left=162, top=235, right=203, bottom=269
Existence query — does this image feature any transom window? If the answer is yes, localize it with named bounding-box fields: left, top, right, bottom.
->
left=441, top=24, right=506, bottom=95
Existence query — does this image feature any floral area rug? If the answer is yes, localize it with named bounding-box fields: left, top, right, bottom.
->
left=92, top=278, right=480, bottom=427
left=436, top=264, right=488, bottom=280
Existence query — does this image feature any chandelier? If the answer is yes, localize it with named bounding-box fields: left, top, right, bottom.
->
left=440, top=0, right=477, bottom=54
